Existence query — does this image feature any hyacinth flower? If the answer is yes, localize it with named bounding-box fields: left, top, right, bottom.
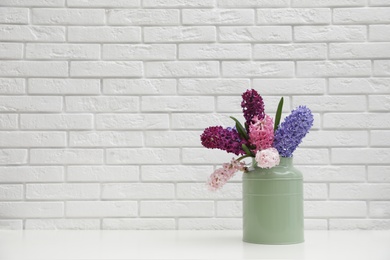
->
left=249, top=114, right=274, bottom=153
left=241, top=89, right=265, bottom=127
left=273, top=106, right=314, bottom=157
left=200, top=126, right=247, bottom=156
left=207, top=159, right=246, bottom=191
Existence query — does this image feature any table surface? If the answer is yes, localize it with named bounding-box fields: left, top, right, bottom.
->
left=0, top=230, right=389, bottom=260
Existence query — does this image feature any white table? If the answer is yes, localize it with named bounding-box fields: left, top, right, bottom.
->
left=0, top=230, right=389, bottom=260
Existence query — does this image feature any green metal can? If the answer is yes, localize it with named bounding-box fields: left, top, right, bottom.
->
left=242, top=157, right=304, bottom=244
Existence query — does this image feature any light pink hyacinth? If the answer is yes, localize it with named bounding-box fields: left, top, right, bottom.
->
left=249, top=114, right=274, bottom=152
left=207, top=159, right=246, bottom=191
left=255, top=148, right=280, bottom=169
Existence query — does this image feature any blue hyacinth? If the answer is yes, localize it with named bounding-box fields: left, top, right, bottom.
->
left=273, top=106, right=314, bottom=157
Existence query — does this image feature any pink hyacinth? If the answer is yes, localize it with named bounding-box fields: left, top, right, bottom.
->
left=249, top=114, right=274, bottom=152
left=255, top=148, right=280, bottom=169
left=207, top=159, right=246, bottom=191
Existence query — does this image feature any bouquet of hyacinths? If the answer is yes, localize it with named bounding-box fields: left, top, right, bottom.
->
left=201, top=89, right=314, bottom=191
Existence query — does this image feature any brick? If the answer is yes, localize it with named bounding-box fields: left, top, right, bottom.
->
left=67, top=166, right=139, bottom=182
left=334, top=8, right=390, bottom=24
left=304, top=183, right=327, bottom=200
left=21, top=114, right=93, bottom=130
left=254, top=43, right=326, bottom=60
left=96, top=114, right=169, bottom=130
left=217, top=95, right=290, bottom=113
left=32, top=8, right=105, bottom=25
left=142, top=96, right=214, bottom=112
left=330, top=219, right=390, bottom=230
left=302, top=131, right=368, bottom=147
left=219, top=26, right=291, bottom=43
left=103, top=44, right=176, bottom=60
left=141, top=165, right=211, bottom=181
left=0, top=0, right=65, bottom=7
left=103, top=79, right=176, bottom=95
left=29, top=79, right=100, bottom=94
left=171, top=113, right=235, bottom=129
left=145, top=131, right=200, bottom=147
left=183, top=9, right=254, bottom=25
left=0, top=61, right=68, bottom=77
left=67, top=201, right=137, bottom=217
left=370, top=0, right=390, bottom=5
left=0, top=25, right=65, bottom=41
left=179, top=218, right=242, bottom=230
left=293, top=95, right=366, bottom=111
left=107, top=148, right=180, bottom=164
left=369, top=95, right=390, bottom=111
left=253, top=79, right=325, bottom=94
left=179, top=44, right=251, bottom=60
left=0, top=96, right=61, bottom=112
left=0, top=78, right=25, bottom=94
left=332, top=148, right=390, bottom=164
left=144, top=26, right=216, bottom=43
left=103, top=219, right=175, bottom=230
left=219, top=0, right=289, bottom=7
left=295, top=25, right=367, bottom=42
left=141, top=201, right=214, bottom=217
left=222, top=61, right=294, bottom=77
left=370, top=202, right=390, bottom=217
left=329, top=78, right=390, bottom=94
left=0, top=149, right=27, bottom=165
left=297, top=60, right=371, bottom=77
left=217, top=201, right=241, bottom=217
left=0, top=185, right=23, bottom=200
left=305, top=219, right=328, bottom=230
left=67, top=0, right=140, bottom=7
left=182, top=148, right=236, bottom=164
left=30, top=149, right=104, bottom=165
left=292, top=0, right=366, bottom=6
left=0, top=114, right=18, bottom=129
left=370, top=25, right=390, bottom=41
left=0, top=202, right=63, bottom=218
left=368, top=166, right=390, bottom=182
left=179, top=79, right=249, bottom=94
left=0, top=166, right=64, bottom=183
left=26, top=43, right=100, bottom=60
left=330, top=183, right=390, bottom=199
left=108, top=9, right=179, bottom=25
left=373, top=60, right=390, bottom=76
left=144, top=0, right=214, bottom=7
left=177, top=183, right=241, bottom=199
left=146, top=61, right=219, bottom=77
left=0, top=132, right=66, bottom=147
left=69, top=131, right=142, bottom=147
left=330, top=43, right=390, bottom=59
left=26, top=219, right=100, bottom=230
left=0, top=220, right=22, bottom=230
left=293, top=149, right=330, bottom=165
left=257, top=8, right=331, bottom=24
left=324, top=113, right=390, bottom=129
left=68, top=26, right=141, bottom=43
left=26, top=183, right=100, bottom=200
left=71, top=61, right=142, bottom=77
left=102, top=183, right=174, bottom=199
left=66, top=96, right=139, bottom=112
left=300, top=166, right=366, bottom=182
left=305, top=201, right=366, bottom=217
left=371, top=130, right=390, bottom=146
left=0, top=43, right=23, bottom=59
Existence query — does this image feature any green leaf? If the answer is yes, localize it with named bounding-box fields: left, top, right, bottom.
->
left=274, top=97, right=284, bottom=132
left=230, top=116, right=249, bottom=141
left=242, top=144, right=252, bottom=156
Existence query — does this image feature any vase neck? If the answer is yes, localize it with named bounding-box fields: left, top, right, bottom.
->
left=279, top=156, right=293, bottom=167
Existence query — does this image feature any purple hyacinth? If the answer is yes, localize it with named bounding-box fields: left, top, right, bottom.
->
left=201, top=126, right=246, bottom=155
left=273, top=106, right=314, bottom=157
left=241, top=89, right=265, bottom=126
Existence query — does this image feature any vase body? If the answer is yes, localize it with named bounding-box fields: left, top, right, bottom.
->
left=242, top=157, right=304, bottom=244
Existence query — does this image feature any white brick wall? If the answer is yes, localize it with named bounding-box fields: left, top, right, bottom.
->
left=0, top=0, right=389, bottom=231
